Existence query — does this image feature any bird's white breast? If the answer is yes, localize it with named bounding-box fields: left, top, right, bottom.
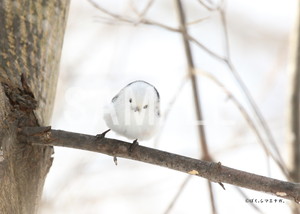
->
left=103, top=81, right=160, bottom=140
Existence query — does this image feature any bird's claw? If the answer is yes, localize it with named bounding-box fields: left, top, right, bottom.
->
left=113, top=156, right=118, bottom=166
left=96, top=129, right=111, bottom=140
left=129, top=139, right=139, bottom=153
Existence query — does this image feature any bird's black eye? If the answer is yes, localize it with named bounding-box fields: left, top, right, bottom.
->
left=129, top=98, right=132, bottom=103
left=143, top=105, right=148, bottom=109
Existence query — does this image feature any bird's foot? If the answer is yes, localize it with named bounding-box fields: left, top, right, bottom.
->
left=129, top=139, right=139, bottom=153
left=113, top=156, right=118, bottom=166
left=96, top=129, right=111, bottom=140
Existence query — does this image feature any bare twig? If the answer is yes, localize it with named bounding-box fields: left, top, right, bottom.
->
left=175, top=0, right=216, bottom=213
left=227, top=62, right=289, bottom=176
left=234, top=187, right=264, bottom=214
left=164, top=176, right=192, bottom=214
left=175, top=0, right=210, bottom=161
left=207, top=180, right=217, bottom=214
left=187, top=35, right=226, bottom=61
left=153, top=76, right=188, bottom=148
left=187, top=16, right=210, bottom=25
left=129, top=0, right=155, bottom=21
left=89, top=0, right=178, bottom=31
left=219, top=4, right=230, bottom=58
left=194, top=70, right=290, bottom=178
left=88, top=0, right=291, bottom=203
left=18, top=126, right=300, bottom=203
left=88, top=2, right=290, bottom=172
left=218, top=2, right=288, bottom=177
left=197, top=0, right=221, bottom=11
left=88, top=0, right=226, bottom=62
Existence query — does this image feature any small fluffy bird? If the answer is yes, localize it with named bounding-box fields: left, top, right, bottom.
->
left=103, top=80, right=160, bottom=144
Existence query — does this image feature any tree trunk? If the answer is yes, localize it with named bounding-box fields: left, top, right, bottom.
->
left=0, top=0, right=69, bottom=213
left=287, top=1, right=300, bottom=213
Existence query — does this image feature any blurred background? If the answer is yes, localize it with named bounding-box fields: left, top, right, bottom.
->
left=40, top=0, right=297, bottom=213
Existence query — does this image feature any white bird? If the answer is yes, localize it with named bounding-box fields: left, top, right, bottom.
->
left=101, top=80, right=160, bottom=150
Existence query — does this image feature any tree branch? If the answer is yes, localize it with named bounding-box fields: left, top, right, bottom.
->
left=219, top=5, right=288, bottom=178
left=174, top=0, right=216, bottom=212
left=18, top=126, right=300, bottom=203
left=88, top=0, right=225, bottom=61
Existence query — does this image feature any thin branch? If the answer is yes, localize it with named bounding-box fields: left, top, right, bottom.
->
left=218, top=2, right=288, bottom=176
left=187, top=16, right=210, bottom=25
left=175, top=0, right=216, bottom=212
left=207, top=180, right=217, bottom=214
left=175, top=0, right=210, bottom=161
left=139, top=0, right=155, bottom=17
left=89, top=0, right=289, bottom=181
left=129, top=0, right=155, bottom=21
left=93, top=13, right=180, bottom=33
left=18, top=126, right=300, bottom=203
left=195, top=70, right=290, bottom=178
left=227, top=61, right=289, bottom=176
left=219, top=4, right=230, bottom=59
left=88, top=0, right=226, bottom=62
left=164, top=175, right=192, bottom=214
left=187, top=34, right=226, bottom=61
left=197, top=0, right=221, bottom=11
left=88, top=1, right=290, bottom=172
left=234, top=187, right=265, bottom=214
left=89, top=0, right=177, bottom=31
left=154, top=76, right=188, bottom=148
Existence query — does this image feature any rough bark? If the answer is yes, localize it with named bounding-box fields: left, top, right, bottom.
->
left=287, top=1, right=300, bottom=213
left=0, top=0, right=69, bottom=213
left=288, top=0, right=300, bottom=182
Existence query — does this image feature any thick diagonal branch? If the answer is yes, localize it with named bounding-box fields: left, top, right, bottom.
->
left=18, top=126, right=300, bottom=203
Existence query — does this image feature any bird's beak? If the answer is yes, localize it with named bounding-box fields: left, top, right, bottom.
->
left=134, top=106, right=140, bottom=112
